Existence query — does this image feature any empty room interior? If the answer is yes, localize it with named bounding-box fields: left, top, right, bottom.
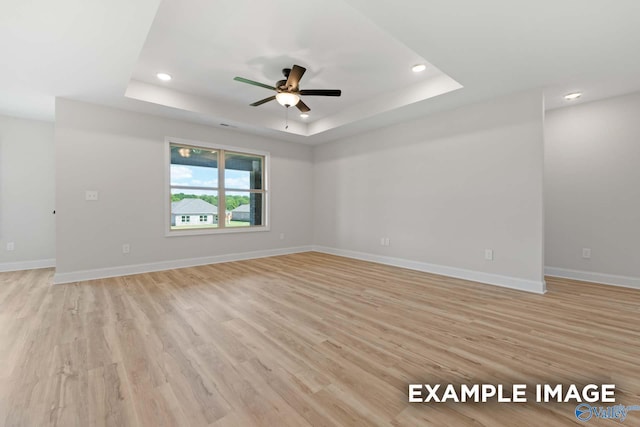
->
left=1, top=1, right=640, bottom=426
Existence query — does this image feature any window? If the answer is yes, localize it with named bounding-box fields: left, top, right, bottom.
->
left=167, top=138, right=268, bottom=235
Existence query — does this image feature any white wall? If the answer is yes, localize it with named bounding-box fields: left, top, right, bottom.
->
left=0, top=115, right=55, bottom=271
left=313, top=91, right=546, bottom=293
left=545, top=92, right=640, bottom=287
left=54, top=99, right=314, bottom=282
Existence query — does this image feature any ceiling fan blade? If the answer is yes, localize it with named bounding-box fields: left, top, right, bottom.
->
left=234, top=77, right=276, bottom=91
left=296, top=100, right=310, bottom=113
left=299, top=89, right=341, bottom=96
left=250, top=95, right=276, bottom=106
left=285, top=65, right=306, bottom=90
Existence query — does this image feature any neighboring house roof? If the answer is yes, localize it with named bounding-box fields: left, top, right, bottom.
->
left=232, top=204, right=250, bottom=213
left=171, top=198, right=217, bottom=215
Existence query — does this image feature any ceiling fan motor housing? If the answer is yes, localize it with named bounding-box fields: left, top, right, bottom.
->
left=276, top=79, right=289, bottom=92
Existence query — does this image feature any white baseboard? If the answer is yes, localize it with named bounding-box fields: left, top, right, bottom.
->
left=53, top=246, right=313, bottom=284
left=0, top=258, right=56, bottom=273
left=313, top=246, right=546, bottom=294
left=545, top=266, right=640, bottom=290
left=50, top=244, right=552, bottom=295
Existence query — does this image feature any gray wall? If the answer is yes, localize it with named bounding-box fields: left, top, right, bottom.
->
left=11, top=90, right=639, bottom=291
left=545, top=92, right=640, bottom=284
left=54, top=99, right=314, bottom=280
left=313, top=91, right=545, bottom=291
left=0, top=115, right=55, bottom=271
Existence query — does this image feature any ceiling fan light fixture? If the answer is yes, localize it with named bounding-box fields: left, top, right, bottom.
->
left=300, top=113, right=309, bottom=118
left=156, top=72, right=172, bottom=81
left=276, top=92, right=300, bottom=107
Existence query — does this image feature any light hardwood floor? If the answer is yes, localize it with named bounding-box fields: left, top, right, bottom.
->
left=1, top=252, right=639, bottom=426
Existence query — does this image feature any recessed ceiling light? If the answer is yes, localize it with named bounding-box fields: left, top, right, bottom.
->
left=564, top=92, right=582, bottom=100
left=300, top=113, right=309, bottom=119
left=156, top=72, right=172, bottom=81
left=412, top=64, right=427, bottom=73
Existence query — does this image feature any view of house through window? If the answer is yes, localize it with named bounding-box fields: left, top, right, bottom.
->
left=169, top=141, right=266, bottom=232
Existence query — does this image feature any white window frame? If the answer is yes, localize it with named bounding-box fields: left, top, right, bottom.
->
left=165, top=136, right=270, bottom=237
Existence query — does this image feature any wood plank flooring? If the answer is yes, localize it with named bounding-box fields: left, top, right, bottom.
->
left=1, top=252, right=639, bottom=426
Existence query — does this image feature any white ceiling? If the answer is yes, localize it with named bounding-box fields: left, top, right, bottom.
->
left=2, top=0, right=640, bottom=144
left=127, top=0, right=461, bottom=139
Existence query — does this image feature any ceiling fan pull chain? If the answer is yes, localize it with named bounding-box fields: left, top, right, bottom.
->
left=285, top=106, right=289, bottom=130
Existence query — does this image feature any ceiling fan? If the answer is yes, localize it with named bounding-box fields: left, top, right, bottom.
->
left=234, top=64, right=341, bottom=113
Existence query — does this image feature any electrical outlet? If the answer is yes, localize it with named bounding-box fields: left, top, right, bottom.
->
left=384, top=237, right=390, bottom=246
left=85, top=190, right=98, bottom=201
left=380, top=237, right=385, bottom=246
left=6, top=242, right=15, bottom=251
left=582, top=248, right=591, bottom=259
left=485, top=249, right=494, bottom=261
left=122, top=244, right=130, bottom=254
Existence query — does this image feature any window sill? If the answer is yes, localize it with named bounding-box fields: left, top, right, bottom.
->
left=165, top=225, right=270, bottom=237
